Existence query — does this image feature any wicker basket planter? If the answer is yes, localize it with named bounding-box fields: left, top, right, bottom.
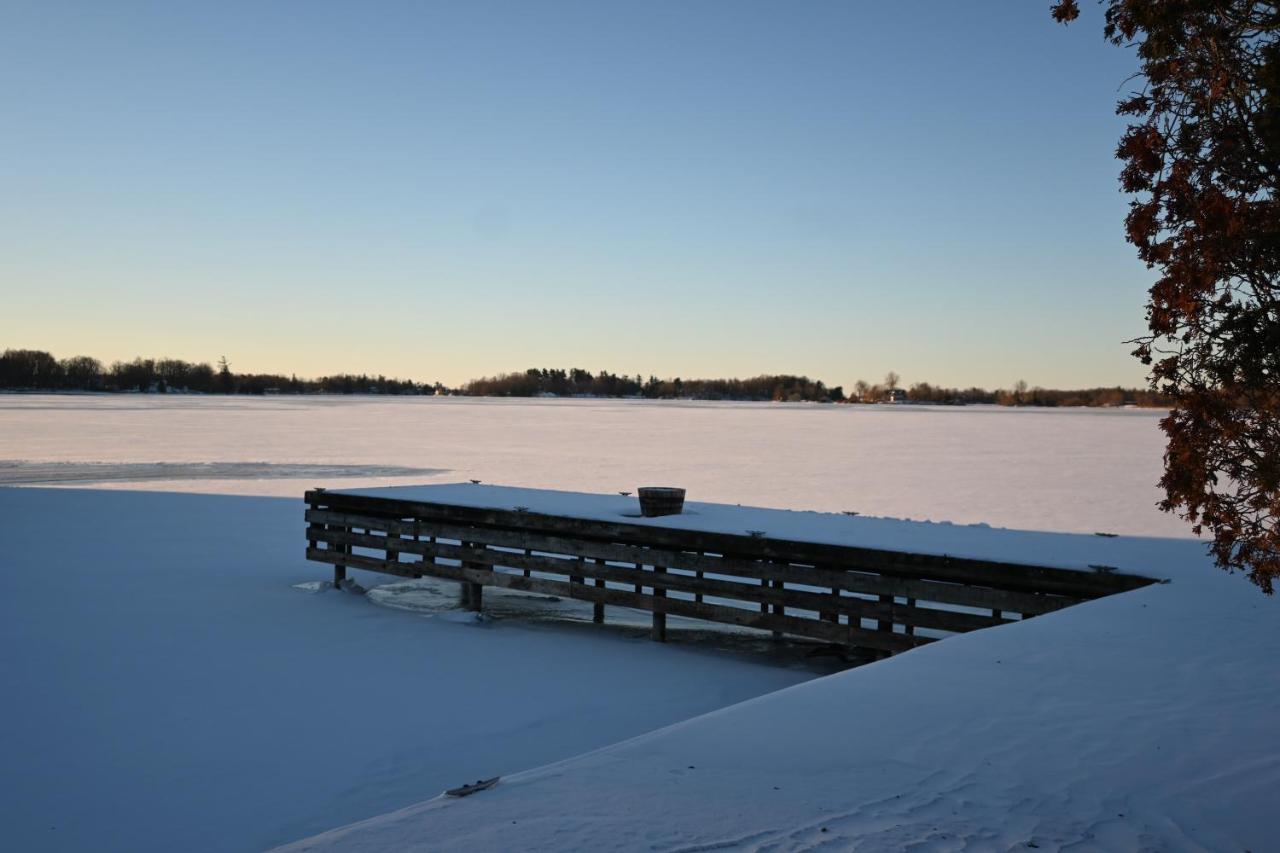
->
left=637, top=487, right=686, bottom=517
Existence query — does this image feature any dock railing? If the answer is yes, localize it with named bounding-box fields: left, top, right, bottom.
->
left=304, top=488, right=1153, bottom=658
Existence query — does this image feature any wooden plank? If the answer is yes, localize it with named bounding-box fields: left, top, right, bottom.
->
left=306, top=547, right=422, bottom=579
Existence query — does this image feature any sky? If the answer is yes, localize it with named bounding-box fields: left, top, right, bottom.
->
left=0, top=1, right=1153, bottom=390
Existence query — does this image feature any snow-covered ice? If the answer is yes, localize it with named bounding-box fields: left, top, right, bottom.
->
left=0, top=394, right=1186, bottom=536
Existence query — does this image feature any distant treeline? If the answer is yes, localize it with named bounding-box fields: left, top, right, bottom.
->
left=0, top=349, right=442, bottom=395
left=848, top=377, right=1168, bottom=408
left=1, top=349, right=1168, bottom=407
left=461, top=368, right=840, bottom=402
left=464, top=368, right=1167, bottom=407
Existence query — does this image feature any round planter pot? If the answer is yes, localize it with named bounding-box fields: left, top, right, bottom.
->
left=638, top=487, right=686, bottom=517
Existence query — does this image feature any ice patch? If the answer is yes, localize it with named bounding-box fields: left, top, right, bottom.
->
left=366, top=579, right=460, bottom=613
left=292, top=580, right=334, bottom=593
left=0, top=460, right=448, bottom=486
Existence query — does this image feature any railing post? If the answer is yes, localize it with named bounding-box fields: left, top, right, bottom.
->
left=386, top=519, right=401, bottom=567
left=821, top=566, right=839, bottom=623
left=770, top=577, right=783, bottom=640
left=591, top=558, right=605, bottom=623
left=695, top=551, right=704, bottom=603
left=461, top=539, right=483, bottom=611
left=334, top=522, right=348, bottom=588
left=877, top=594, right=892, bottom=632
left=652, top=565, right=667, bottom=642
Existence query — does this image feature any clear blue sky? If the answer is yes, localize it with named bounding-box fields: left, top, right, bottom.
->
left=0, top=1, right=1149, bottom=389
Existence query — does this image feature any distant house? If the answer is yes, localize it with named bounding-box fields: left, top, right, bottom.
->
left=885, top=388, right=908, bottom=404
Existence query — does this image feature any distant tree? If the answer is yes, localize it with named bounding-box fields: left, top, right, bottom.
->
left=908, top=382, right=936, bottom=403
left=107, top=358, right=157, bottom=391
left=216, top=357, right=234, bottom=394
left=884, top=371, right=900, bottom=391
left=1054, top=1, right=1280, bottom=592
left=59, top=355, right=102, bottom=390
left=0, top=349, right=62, bottom=388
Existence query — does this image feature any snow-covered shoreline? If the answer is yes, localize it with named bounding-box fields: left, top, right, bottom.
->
left=0, top=488, right=816, bottom=852
left=278, top=523, right=1277, bottom=852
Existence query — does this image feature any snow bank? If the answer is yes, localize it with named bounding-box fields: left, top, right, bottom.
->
left=278, top=518, right=1279, bottom=852
left=0, top=488, right=810, bottom=853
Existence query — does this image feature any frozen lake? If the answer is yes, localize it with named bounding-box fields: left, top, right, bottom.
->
left=0, top=393, right=1186, bottom=538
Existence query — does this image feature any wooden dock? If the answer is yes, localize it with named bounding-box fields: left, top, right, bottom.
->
left=304, top=485, right=1154, bottom=659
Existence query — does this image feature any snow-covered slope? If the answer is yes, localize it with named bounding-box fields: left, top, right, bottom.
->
left=0, top=488, right=810, bottom=853
left=278, top=525, right=1279, bottom=852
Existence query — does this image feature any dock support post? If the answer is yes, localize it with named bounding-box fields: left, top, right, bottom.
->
left=334, top=531, right=348, bottom=588
left=821, top=571, right=839, bottom=623
left=593, top=569, right=605, bottom=623
left=652, top=565, right=667, bottom=642
left=695, top=551, right=704, bottom=603
left=461, top=539, right=484, bottom=612
left=770, top=578, right=783, bottom=639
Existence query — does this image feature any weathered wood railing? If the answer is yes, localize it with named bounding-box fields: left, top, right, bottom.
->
left=304, top=489, right=1154, bottom=658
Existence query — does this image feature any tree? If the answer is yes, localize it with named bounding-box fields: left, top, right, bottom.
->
left=60, top=355, right=102, bottom=390
left=0, top=349, right=61, bottom=388
left=216, top=357, right=234, bottom=394
left=1054, top=1, right=1280, bottom=592
left=884, top=371, right=900, bottom=391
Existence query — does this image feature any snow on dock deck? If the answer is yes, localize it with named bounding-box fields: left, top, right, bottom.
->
left=335, top=483, right=1162, bottom=578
